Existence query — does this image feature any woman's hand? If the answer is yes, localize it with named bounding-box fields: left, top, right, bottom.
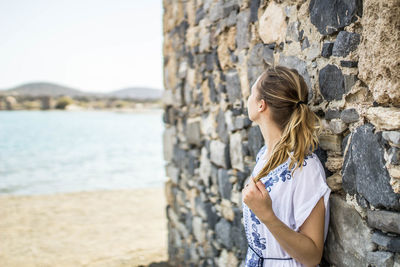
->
left=242, top=177, right=276, bottom=224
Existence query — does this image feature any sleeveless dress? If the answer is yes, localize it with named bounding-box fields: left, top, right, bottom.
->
left=242, top=144, right=331, bottom=267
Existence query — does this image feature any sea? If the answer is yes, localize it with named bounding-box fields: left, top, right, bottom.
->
left=0, top=109, right=167, bottom=196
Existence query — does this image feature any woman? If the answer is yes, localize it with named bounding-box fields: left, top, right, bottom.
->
left=241, top=65, right=331, bottom=267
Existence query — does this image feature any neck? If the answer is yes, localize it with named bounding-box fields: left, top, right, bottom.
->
left=258, top=119, right=282, bottom=159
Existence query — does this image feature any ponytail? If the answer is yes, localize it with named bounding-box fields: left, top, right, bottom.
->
left=252, top=66, right=322, bottom=183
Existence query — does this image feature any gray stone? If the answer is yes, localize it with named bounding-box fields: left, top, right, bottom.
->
left=309, top=0, right=362, bottom=35
left=332, top=31, right=361, bottom=57
left=199, top=147, right=212, bottom=187
left=262, top=45, right=274, bottom=66
left=217, top=109, right=229, bottom=143
left=340, top=60, right=358, bottom=68
left=226, top=10, right=237, bottom=27
left=372, top=231, right=400, bottom=252
left=218, top=168, right=232, bottom=199
left=210, top=0, right=224, bottom=23
left=223, top=2, right=239, bottom=18
left=306, top=43, right=321, bottom=61
left=366, top=251, right=394, bottom=267
left=344, top=75, right=358, bottom=93
left=382, top=131, right=400, bottom=146
left=192, top=216, right=205, bottom=243
left=319, top=64, right=345, bottom=101
left=215, top=218, right=233, bottom=249
left=329, top=118, right=347, bottom=134
left=367, top=209, right=400, bottom=235
left=236, top=9, right=251, bottom=50
left=199, top=32, right=211, bottom=53
left=389, top=147, right=400, bottom=165
left=210, top=139, right=230, bottom=169
left=225, top=70, right=242, bottom=104
left=286, top=21, right=300, bottom=42
left=195, top=6, right=205, bottom=25
left=342, top=123, right=400, bottom=210
left=341, top=108, right=359, bottom=123
left=248, top=43, right=265, bottom=66
left=232, top=225, right=248, bottom=259
left=163, top=127, right=176, bottom=161
left=301, top=36, right=310, bottom=50
left=249, top=0, right=260, bottom=23
left=230, top=131, right=245, bottom=172
left=325, top=195, right=375, bottom=267
left=321, top=42, right=334, bottom=58
left=278, top=55, right=313, bottom=101
left=325, top=108, right=341, bottom=120
left=166, top=163, right=180, bottom=184
left=186, top=121, right=202, bottom=146
left=247, top=65, right=265, bottom=91
left=247, top=126, right=264, bottom=159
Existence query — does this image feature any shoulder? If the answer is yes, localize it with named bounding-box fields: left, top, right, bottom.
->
left=291, top=153, right=327, bottom=185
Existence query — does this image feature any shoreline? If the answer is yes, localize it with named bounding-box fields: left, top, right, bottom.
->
left=0, top=186, right=168, bottom=267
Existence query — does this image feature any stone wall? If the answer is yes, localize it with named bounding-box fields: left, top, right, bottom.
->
left=161, top=0, right=400, bottom=266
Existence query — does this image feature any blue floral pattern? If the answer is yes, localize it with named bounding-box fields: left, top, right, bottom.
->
left=243, top=145, right=315, bottom=266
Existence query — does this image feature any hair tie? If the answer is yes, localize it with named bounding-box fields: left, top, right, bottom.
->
left=296, top=100, right=306, bottom=107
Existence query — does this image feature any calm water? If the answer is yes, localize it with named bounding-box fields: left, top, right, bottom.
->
left=0, top=110, right=166, bottom=196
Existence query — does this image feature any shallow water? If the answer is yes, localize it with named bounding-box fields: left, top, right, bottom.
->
left=0, top=109, right=167, bottom=195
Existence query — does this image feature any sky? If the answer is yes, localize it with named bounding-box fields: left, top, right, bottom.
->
left=0, top=0, right=164, bottom=93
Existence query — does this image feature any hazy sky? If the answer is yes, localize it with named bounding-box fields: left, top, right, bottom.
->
left=0, top=0, right=163, bottom=92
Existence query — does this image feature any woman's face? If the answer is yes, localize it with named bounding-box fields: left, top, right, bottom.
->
left=247, top=75, right=263, bottom=122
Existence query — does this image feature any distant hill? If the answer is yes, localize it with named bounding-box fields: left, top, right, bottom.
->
left=107, top=87, right=163, bottom=100
left=2, top=82, right=87, bottom=97
left=0, top=82, right=163, bottom=100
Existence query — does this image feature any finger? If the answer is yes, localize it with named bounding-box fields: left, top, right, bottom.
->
left=256, top=181, right=268, bottom=196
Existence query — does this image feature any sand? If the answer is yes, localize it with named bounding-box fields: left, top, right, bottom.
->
left=0, top=187, right=169, bottom=267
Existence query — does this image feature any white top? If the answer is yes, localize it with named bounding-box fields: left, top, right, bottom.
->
left=242, top=144, right=331, bottom=267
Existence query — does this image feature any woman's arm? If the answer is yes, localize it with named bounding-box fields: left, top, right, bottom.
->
left=259, top=197, right=325, bottom=267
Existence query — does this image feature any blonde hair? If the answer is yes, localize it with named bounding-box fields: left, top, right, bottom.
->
left=252, top=65, right=322, bottom=183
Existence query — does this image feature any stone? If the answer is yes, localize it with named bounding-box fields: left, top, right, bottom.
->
left=226, top=10, right=237, bottom=27
left=278, top=55, right=313, bottom=100
left=248, top=43, right=265, bottom=66
left=340, top=60, right=358, bottom=68
left=340, top=108, right=359, bottom=123
left=389, top=147, right=400, bottom=165
left=195, top=6, right=205, bottom=25
left=249, top=0, right=260, bottom=23
left=329, top=118, right=347, bottom=134
left=382, top=131, right=400, bottom=146
left=286, top=21, right=300, bottom=42
left=366, top=107, right=400, bottom=130
left=215, top=218, right=233, bottom=249
left=236, top=9, right=251, bottom=50
left=262, top=45, right=274, bottom=66
left=218, top=168, right=233, bottom=200
left=199, top=32, right=211, bottom=53
left=209, top=0, right=224, bottom=23
left=259, top=1, right=287, bottom=45
left=309, top=0, right=362, bottom=35
left=230, top=131, right=245, bottom=172
left=318, top=133, right=342, bottom=152
left=247, top=126, right=264, bottom=159
left=326, top=173, right=342, bottom=192
left=217, top=109, right=229, bottom=143
left=301, top=36, right=310, bottom=50
left=367, top=209, right=400, bottom=235
left=225, top=70, right=242, bottom=104
left=186, top=120, right=202, bottom=146
left=163, top=127, right=176, bottom=162
left=306, top=43, right=321, bottom=61
left=210, top=139, right=230, bottom=169
left=325, top=195, right=376, bottom=266
left=193, top=216, right=205, bottom=243
left=342, top=123, right=400, bottom=210
left=232, top=225, right=248, bottom=259
left=199, top=147, right=212, bottom=186
left=321, top=42, right=334, bottom=58
left=319, top=64, right=345, bottom=101
left=166, top=163, right=180, bottom=184
left=366, top=251, right=394, bottom=267
left=344, top=75, right=358, bottom=93
left=217, top=249, right=238, bottom=267
left=372, top=231, right=400, bottom=253
left=332, top=31, right=361, bottom=57
left=325, top=109, right=341, bottom=120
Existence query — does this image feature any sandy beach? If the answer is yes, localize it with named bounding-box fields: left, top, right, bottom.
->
left=0, top=187, right=169, bottom=267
